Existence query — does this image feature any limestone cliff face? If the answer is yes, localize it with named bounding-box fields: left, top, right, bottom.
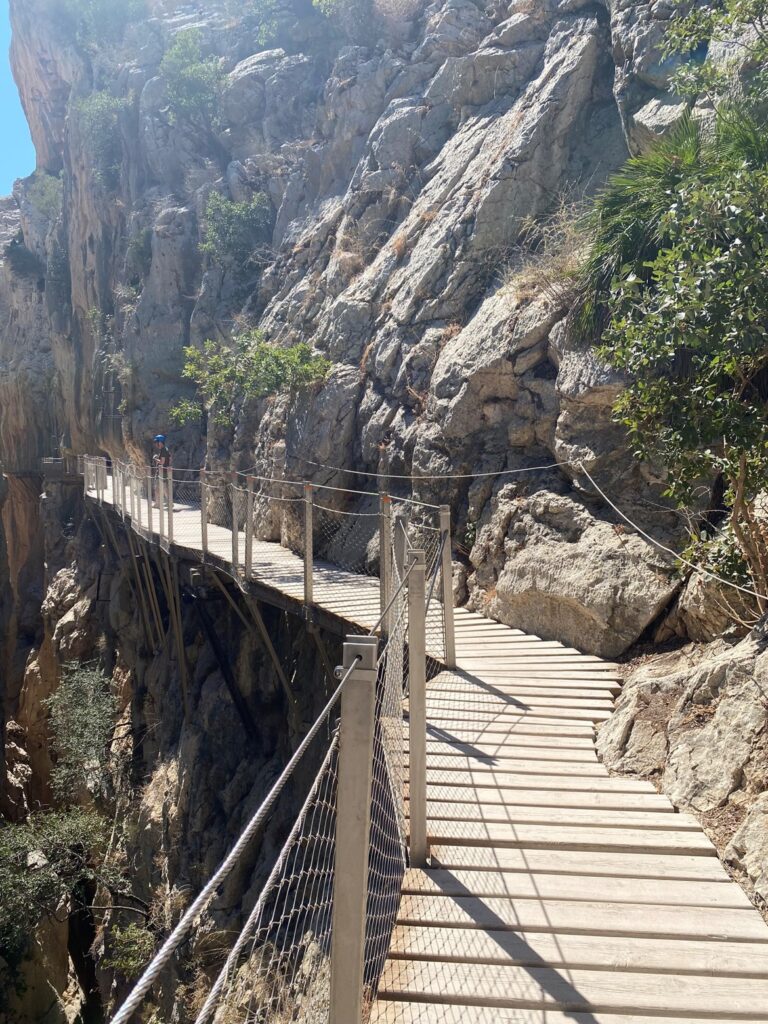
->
left=0, top=0, right=692, bottom=663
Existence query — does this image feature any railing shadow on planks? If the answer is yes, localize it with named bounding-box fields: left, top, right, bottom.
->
left=80, top=455, right=443, bottom=1024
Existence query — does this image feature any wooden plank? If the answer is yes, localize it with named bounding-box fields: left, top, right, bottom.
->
left=389, top=924, right=768, bottom=971
left=423, top=689, right=618, bottom=704
left=377, top=960, right=768, bottom=1015
left=425, top=722, right=596, bottom=738
left=371, top=1003, right=757, bottom=1024
left=428, top=847, right=733, bottom=880
left=418, top=785, right=672, bottom=811
left=414, top=804, right=701, bottom=832
left=423, top=731, right=596, bottom=749
left=396, top=895, right=768, bottom=941
left=423, top=758, right=610, bottom=776
left=423, top=769, right=655, bottom=791
left=417, top=744, right=601, bottom=764
left=423, top=707, right=613, bottom=723
left=423, top=820, right=715, bottom=854
left=400, top=868, right=754, bottom=909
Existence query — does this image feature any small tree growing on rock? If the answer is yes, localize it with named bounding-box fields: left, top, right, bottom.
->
left=171, top=331, right=330, bottom=426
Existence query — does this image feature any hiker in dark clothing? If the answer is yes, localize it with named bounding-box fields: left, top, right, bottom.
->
left=152, top=434, right=171, bottom=507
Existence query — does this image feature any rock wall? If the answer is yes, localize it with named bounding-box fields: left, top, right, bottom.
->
left=3, top=476, right=342, bottom=1021
left=0, top=0, right=694, bottom=660
left=598, top=634, right=768, bottom=917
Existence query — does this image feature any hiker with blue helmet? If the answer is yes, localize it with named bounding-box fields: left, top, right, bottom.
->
left=152, top=434, right=171, bottom=507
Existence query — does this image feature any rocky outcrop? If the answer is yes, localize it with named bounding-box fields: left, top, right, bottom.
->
left=598, top=636, right=768, bottom=911
left=0, top=0, right=700, bottom=660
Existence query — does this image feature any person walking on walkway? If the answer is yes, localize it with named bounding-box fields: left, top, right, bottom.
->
left=152, top=434, right=171, bottom=507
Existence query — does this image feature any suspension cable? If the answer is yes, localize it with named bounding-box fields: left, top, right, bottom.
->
left=579, top=463, right=768, bottom=604
left=291, top=454, right=576, bottom=481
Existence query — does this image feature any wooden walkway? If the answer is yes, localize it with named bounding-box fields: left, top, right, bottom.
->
left=85, top=481, right=768, bottom=1023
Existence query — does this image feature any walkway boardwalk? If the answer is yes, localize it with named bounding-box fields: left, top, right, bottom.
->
left=84, top=475, right=768, bottom=1023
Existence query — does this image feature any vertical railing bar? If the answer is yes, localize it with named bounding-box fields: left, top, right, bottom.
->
left=201, top=470, right=209, bottom=556
left=167, top=468, right=174, bottom=545
left=245, top=476, right=254, bottom=580
left=230, top=473, right=239, bottom=572
left=380, top=493, right=392, bottom=636
left=157, top=469, right=164, bottom=540
left=439, top=505, right=456, bottom=669
left=328, top=634, right=378, bottom=1024
left=407, top=548, right=428, bottom=867
left=304, top=482, right=314, bottom=607
left=149, top=471, right=155, bottom=539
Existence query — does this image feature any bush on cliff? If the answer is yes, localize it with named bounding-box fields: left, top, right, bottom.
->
left=579, top=108, right=768, bottom=614
left=200, top=190, right=273, bottom=273
left=76, top=91, right=125, bottom=191
left=664, top=0, right=768, bottom=101
left=0, top=809, right=109, bottom=974
left=171, top=332, right=331, bottom=426
left=161, top=29, right=224, bottom=132
left=575, top=2, right=768, bottom=617
left=43, top=662, right=116, bottom=803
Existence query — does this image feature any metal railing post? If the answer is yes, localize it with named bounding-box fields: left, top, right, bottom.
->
left=304, top=482, right=314, bottom=607
left=379, top=493, right=392, bottom=635
left=201, top=470, right=209, bottom=556
left=393, top=507, right=408, bottom=583
left=245, top=476, right=255, bottom=579
left=157, top=469, right=164, bottom=539
left=121, top=465, right=127, bottom=519
left=407, top=549, right=428, bottom=867
left=149, top=471, right=155, bottom=538
left=137, top=473, right=143, bottom=535
left=329, top=634, right=378, bottom=1024
left=230, top=473, right=239, bottom=571
left=439, top=505, right=456, bottom=668
left=167, top=468, right=174, bottom=545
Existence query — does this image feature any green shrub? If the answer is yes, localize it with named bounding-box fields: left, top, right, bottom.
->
left=125, top=226, right=153, bottom=284
left=102, top=922, right=155, bottom=978
left=225, top=0, right=282, bottom=44
left=171, top=332, right=331, bottom=425
left=43, top=662, right=116, bottom=802
left=27, top=171, right=63, bottom=223
left=4, top=233, right=45, bottom=278
left=664, top=0, right=768, bottom=101
left=76, top=91, right=125, bottom=190
left=579, top=106, right=768, bottom=611
left=46, top=241, right=72, bottom=311
left=160, top=29, right=225, bottom=131
left=313, top=0, right=373, bottom=40
left=0, top=809, right=108, bottom=971
left=200, top=191, right=273, bottom=271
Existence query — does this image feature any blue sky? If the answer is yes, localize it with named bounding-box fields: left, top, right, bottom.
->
left=0, top=0, right=35, bottom=194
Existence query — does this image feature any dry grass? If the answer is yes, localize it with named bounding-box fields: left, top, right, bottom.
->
left=359, top=340, right=376, bottom=379
left=441, top=321, right=463, bottom=346
left=502, top=196, right=589, bottom=308
left=391, top=232, right=409, bottom=260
